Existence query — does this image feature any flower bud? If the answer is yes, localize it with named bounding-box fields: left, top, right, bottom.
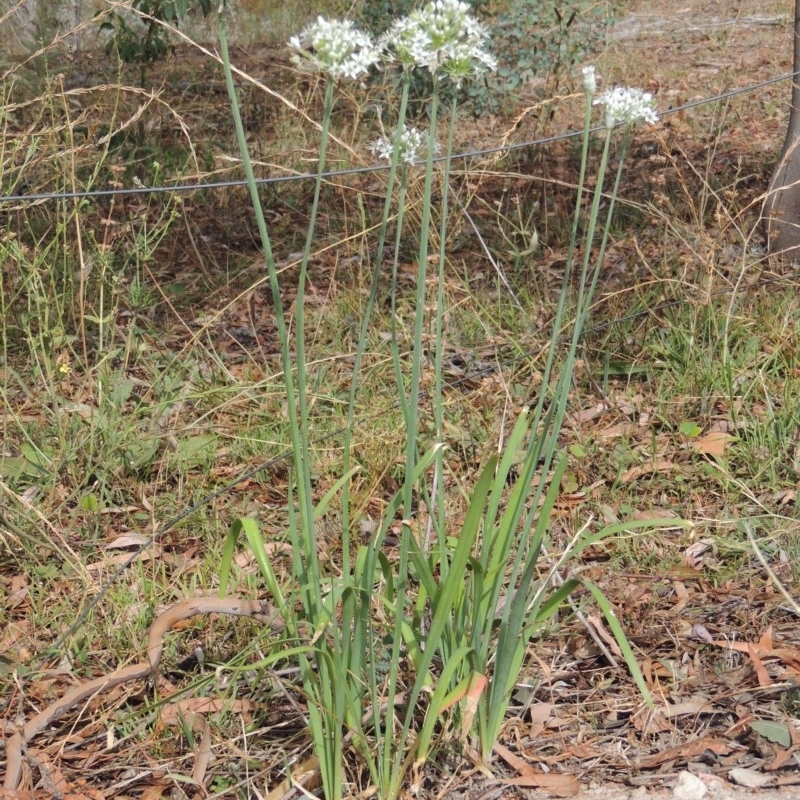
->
left=581, top=65, right=596, bottom=96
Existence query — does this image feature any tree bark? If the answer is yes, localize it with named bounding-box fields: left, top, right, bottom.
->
left=764, top=0, right=800, bottom=259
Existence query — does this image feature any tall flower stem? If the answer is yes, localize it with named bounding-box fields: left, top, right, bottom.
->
left=341, top=75, right=412, bottom=573
left=401, top=76, right=440, bottom=528
left=217, top=15, right=311, bottom=558
left=428, top=86, right=459, bottom=562
left=292, top=79, right=336, bottom=616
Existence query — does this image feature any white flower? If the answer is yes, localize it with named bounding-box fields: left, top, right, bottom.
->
left=288, top=17, right=381, bottom=80
left=593, top=86, right=658, bottom=127
left=581, top=65, right=596, bottom=96
left=371, top=125, right=435, bottom=164
left=382, top=0, right=496, bottom=81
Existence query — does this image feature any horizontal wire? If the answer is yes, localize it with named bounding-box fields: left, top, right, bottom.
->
left=2, top=69, right=795, bottom=206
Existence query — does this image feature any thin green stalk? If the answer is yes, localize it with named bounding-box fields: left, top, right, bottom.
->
left=390, top=168, right=412, bottom=426
left=401, top=75, right=440, bottom=522
left=219, top=18, right=340, bottom=796
left=341, top=75, right=412, bottom=572
left=217, top=18, right=303, bottom=510
left=522, top=122, right=614, bottom=496
left=475, top=112, right=619, bottom=761
left=384, top=72, right=443, bottom=800
left=575, top=129, right=632, bottom=335
left=529, top=85, right=595, bottom=430
left=293, top=80, right=337, bottom=612
left=571, top=125, right=615, bottom=345
left=429, top=88, right=460, bottom=562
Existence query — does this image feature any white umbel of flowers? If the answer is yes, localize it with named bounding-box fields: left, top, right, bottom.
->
left=594, top=86, right=658, bottom=127
left=382, top=0, right=497, bottom=82
left=289, top=17, right=381, bottom=80
left=370, top=125, right=435, bottom=164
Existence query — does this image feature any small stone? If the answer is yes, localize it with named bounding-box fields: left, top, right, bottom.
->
left=672, top=770, right=707, bottom=800
left=727, top=767, right=772, bottom=789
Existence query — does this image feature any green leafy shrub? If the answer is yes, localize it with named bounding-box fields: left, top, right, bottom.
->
left=489, top=0, right=619, bottom=95
left=100, top=0, right=212, bottom=75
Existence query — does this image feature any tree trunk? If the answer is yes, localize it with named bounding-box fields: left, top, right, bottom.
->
left=764, top=0, right=800, bottom=259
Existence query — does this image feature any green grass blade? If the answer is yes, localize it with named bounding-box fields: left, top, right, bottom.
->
left=581, top=578, right=652, bottom=707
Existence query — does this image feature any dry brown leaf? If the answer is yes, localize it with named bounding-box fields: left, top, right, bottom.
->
left=528, top=702, right=553, bottom=738
left=139, top=783, right=171, bottom=800
left=27, top=749, right=68, bottom=796
left=684, top=539, right=714, bottom=566
left=709, top=626, right=800, bottom=671
left=620, top=459, right=675, bottom=483
left=638, top=736, right=734, bottom=768
left=161, top=698, right=253, bottom=719
left=596, top=422, right=639, bottom=440
left=104, top=533, right=150, bottom=550
left=767, top=747, right=797, bottom=771
left=234, top=542, right=292, bottom=568
left=494, top=742, right=580, bottom=796
left=571, top=403, right=608, bottom=425
left=672, top=581, right=689, bottom=614
left=193, top=716, right=212, bottom=786
left=693, top=431, right=732, bottom=457
left=746, top=642, right=772, bottom=687
left=0, top=620, right=31, bottom=653
left=691, top=624, right=715, bottom=643
left=9, top=576, right=29, bottom=609
left=85, top=549, right=162, bottom=573
left=264, top=755, right=321, bottom=800
left=529, top=702, right=553, bottom=724
left=585, top=615, right=623, bottom=658
left=631, top=507, right=680, bottom=520
left=773, top=489, right=797, bottom=505
left=631, top=705, right=672, bottom=733
left=160, top=703, right=212, bottom=786
left=664, top=697, right=716, bottom=717
left=568, top=743, right=605, bottom=759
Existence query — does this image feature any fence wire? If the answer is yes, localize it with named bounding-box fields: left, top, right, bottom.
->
left=1, top=69, right=796, bottom=205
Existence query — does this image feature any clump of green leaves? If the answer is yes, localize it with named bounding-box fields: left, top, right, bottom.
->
left=100, top=0, right=211, bottom=78
left=356, top=0, right=420, bottom=37
left=474, top=0, right=620, bottom=111
left=216, top=3, right=666, bottom=798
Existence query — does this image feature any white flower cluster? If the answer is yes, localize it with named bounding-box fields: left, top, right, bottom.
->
left=288, top=17, right=382, bottom=81
left=288, top=2, right=496, bottom=83
left=371, top=125, right=433, bottom=164
left=594, top=86, right=658, bottom=127
left=382, top=0, right=497, bottom=81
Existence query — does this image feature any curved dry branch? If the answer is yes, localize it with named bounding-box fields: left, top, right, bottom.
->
left=4, top=596, right=279, bottom=791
